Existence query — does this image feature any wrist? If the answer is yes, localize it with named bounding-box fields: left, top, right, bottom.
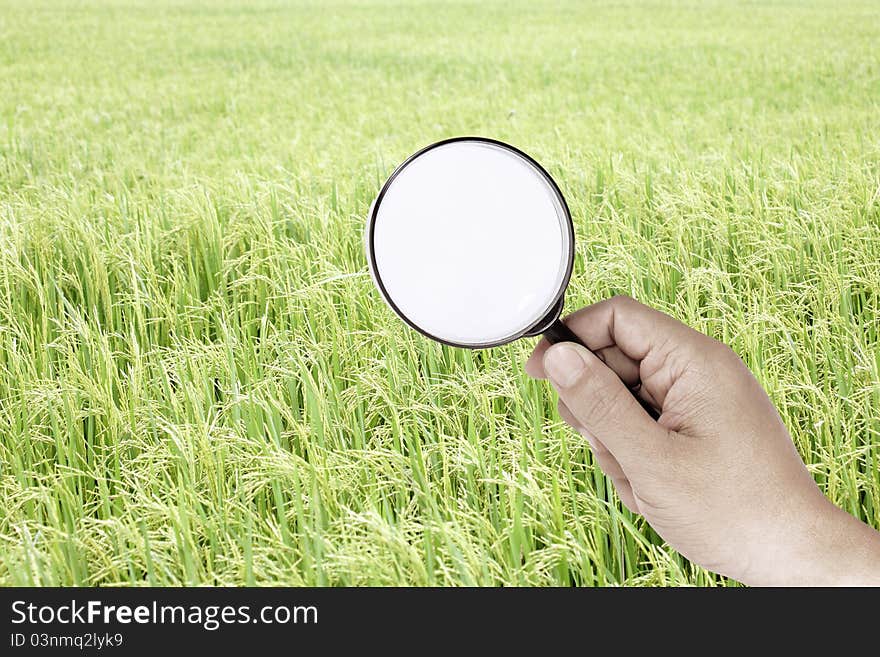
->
left=805, top=500, right=880, bottom=586
left=750, top=495, right=880, bottom=586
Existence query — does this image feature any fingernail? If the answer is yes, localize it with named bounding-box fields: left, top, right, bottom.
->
left=544, top=344, right=586, bottom=388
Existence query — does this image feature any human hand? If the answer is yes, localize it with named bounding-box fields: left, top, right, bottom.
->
left=526, top=296, right=880, bottom=586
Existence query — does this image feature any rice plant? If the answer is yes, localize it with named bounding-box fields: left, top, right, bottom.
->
left=0, top=0, right=878, bottom=585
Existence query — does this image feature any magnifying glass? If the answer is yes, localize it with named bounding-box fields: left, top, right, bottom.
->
left=366, top=137, right=658, bottom=420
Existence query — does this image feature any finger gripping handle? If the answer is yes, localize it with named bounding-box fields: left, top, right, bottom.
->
left=543, top=319, right=661, bottom=421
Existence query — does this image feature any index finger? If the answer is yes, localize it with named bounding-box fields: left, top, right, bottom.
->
left=525, top=295, right=711, bottom=382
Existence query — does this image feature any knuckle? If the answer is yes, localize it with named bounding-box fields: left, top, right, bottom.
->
left=608, top=294, right=635, bottom=309
left=710, top=339, right=745, bottom=368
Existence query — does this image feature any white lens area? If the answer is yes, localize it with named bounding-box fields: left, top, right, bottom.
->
left=371, top=141, right=570, bottom=346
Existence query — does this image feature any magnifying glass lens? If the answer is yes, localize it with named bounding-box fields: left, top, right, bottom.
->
left=370, top=141, right=571, bottom=347
left=368, top=138, right=661, bottom=420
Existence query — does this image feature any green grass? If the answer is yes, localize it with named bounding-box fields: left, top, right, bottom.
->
left=1, top=0, right=878, bottom=586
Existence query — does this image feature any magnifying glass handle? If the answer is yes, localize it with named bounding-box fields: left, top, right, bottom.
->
left=543, top=319, right=661, bottom=421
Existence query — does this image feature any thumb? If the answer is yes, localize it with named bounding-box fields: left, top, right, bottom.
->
left=543, top=342, right=667, bottom=464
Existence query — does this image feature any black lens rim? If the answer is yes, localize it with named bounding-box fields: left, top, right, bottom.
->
left=366, top=136, right=575, bottom=349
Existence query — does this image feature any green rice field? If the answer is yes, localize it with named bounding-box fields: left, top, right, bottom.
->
left=0, top=0, right=878, bottom=585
